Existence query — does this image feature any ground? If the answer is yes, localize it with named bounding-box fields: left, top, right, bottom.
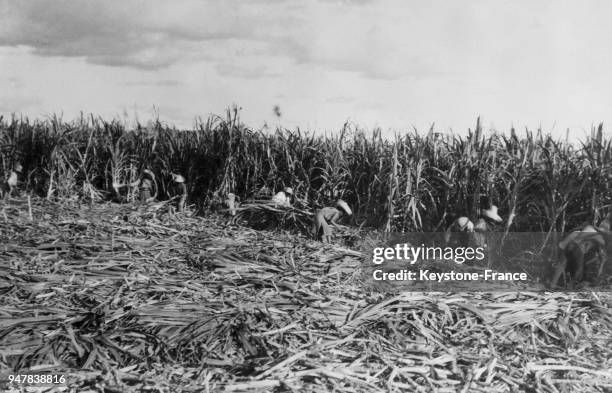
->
left=1, top=197, right=611, bottom=392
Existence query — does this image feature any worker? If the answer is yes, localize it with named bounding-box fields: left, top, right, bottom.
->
left=7, top=163, right=22, bottom=197
left=272, top=187, right=293, bottom=207
left=312, top=199, right=352, bottom=243
left=226, top=193, right=239, bottom=216
left=472, top=205, right=503, bottom=248
left=112, top=168, right=156, bottom=203
left=445, top=205, right=502, bottom=249
left=138, top=169, right=157, bottom=203
left=1, top=163, right=22, bottom=198
left=551, top=222, right=608, bottom=288
left=172, top=173, right=187, bottom=212
left=444, top=216, right=474, bottom=248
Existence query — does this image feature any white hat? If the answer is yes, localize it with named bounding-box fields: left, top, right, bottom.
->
left=283, top=187, right=293, bottom=195
left=336, top=199, right=352, bottom=215
left=172, top=174, right=185, bottom=183
left=483, top=205, right=502, bottom=222
left=14, top=164, right=22, bottom=172
left=456, top=217, right=474, bottom=231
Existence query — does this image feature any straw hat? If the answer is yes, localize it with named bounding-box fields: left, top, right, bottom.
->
left=283, top=187, right=293, bottom=195
left=483, top=205, right=502, bottom=222
left=456, top=216, right=474, bottom=232
left=336, top=199, right=352, bottom=215
left=172, top=174, right=185, bottom=183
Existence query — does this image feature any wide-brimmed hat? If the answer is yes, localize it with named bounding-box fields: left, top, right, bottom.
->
left=172, top=174, right=185, bottom=183
left=483, top=205, right=502, bottom=222
left=336, top=199, right=352, bottom=215
left=283, top=187, right=293, bottom=195
left=456, top=216, right=474, bottom=232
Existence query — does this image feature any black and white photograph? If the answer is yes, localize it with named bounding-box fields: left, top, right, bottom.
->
left=1, top=1, right=612, bottom=392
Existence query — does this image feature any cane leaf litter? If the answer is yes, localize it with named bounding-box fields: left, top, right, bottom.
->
left=1, top=112, right=612, bottom=392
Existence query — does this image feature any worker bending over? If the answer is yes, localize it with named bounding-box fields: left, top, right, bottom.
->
left=272, top=187, right=293, bottom=207
left=312, top=199, right=352, bottom=243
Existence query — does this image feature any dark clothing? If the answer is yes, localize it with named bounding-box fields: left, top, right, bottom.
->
left=140, top=178, right=153, bottom=202
left=551, top=225, right=607, bottom=287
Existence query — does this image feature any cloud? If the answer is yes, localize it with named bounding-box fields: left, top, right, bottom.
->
left=0, top=0, right=438, bottom=80
left=0, top=0, right=543, bottom=82
left=263, top=2, right=452, bottom=80
left=0, top=1, right=267, bottom=70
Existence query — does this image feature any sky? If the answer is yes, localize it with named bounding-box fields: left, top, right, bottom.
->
left=1, top=0, right=611, bottom=139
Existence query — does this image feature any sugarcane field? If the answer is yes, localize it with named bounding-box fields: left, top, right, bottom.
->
left=4, top=2, right=612, bottom=392
left=1, top=111, right=612, bottom=393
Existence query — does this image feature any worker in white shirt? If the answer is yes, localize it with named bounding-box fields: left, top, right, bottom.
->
left=271, top=187, right=293, bottom=207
